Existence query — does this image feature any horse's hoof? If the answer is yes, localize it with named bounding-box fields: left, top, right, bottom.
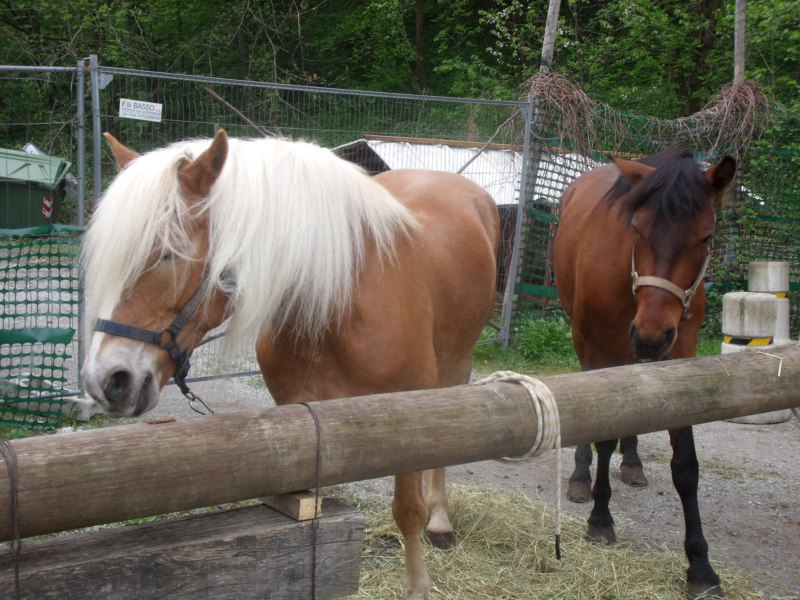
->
left=425, top=529, right=456, bottom=549
left=567, top=479, right=592, bottom=503
left=620, top=463, right=649, bottom=487
left=686, top=581, right=724, bottom=599
left=586, top=523, right=617, bottom=544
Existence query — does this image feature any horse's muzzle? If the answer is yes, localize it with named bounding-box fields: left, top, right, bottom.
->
left=629, top=324, right=676, bottom=360
left=84, top=365, right=158, bottom=417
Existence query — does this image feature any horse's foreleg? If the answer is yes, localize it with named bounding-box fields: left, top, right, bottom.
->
left=669, top=427, right=723, bottom=599
left=393, top=471, right=431, bottom=600
left=619, top=435, right=649, bottom=487
left=423, top=468, right=455, bottom=548
left=586, top=439, right=617, bottom=544
left=567, top=443, right=594, bottom=503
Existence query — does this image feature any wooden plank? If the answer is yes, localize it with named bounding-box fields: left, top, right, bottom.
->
left=262, top=491, right=322, bottom=521
left=0, top=344, right=798, bottom=541
left=0, top=499, right=364, bottom=600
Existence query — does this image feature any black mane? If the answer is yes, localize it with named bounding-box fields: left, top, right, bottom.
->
left=606, top=148, right=712, bottom=222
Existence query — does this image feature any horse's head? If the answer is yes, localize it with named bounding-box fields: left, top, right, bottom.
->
left=611, top=151, right=736, bottom=360
left=82, top=130, right=232, bottom=416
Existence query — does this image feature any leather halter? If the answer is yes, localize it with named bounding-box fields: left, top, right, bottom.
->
left=94, top=269, right=229, bottom=400
left=631, top=245, right=710, bottom=321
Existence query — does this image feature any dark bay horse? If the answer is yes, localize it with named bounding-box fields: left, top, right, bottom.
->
left=81, top=130, right=499, bottom=600
left=554, top=149, right=736, bottom=597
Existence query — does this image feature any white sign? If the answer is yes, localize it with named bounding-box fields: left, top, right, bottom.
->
left=119, top=98, right=163, bottom=123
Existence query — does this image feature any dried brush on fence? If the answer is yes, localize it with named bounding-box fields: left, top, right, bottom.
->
left=523, top=72, right=770, bottom=159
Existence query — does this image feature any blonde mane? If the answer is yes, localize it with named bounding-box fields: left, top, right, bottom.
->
left=82, top=136, right=417, bottom=348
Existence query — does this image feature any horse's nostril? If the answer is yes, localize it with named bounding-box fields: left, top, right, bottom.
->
left=630, top=324, right=678, bottom=360
left=105, top=370, right=132, bottom=402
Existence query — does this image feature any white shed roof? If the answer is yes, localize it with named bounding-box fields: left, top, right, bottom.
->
left=364, top=139, right=522, bottom=205
left=335, top=137, right=601, bottom=205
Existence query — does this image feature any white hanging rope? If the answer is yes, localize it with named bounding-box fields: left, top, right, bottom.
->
left=473, top=370, right=563, bottom=558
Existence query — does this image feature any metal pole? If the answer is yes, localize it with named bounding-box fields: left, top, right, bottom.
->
left=89, top=54, right=103, bottom=203
left=500, top=103, right=534, bottom=349
left=76, top=59, right=87, bottom=390
left=76, top=60, right=86, bottom=228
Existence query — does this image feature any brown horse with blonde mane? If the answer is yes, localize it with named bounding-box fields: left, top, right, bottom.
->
left=554, top=148, right=735, bottom=598
left=81, top=130, right=499, bottom=599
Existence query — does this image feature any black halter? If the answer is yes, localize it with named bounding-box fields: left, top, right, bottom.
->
left=94, top=270, right=226, bottom=414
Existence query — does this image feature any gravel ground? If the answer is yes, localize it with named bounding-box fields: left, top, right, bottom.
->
left=101, top=370, right=799, bottom=598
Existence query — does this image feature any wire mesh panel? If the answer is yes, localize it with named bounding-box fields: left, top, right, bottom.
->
left=94, top=67, right=528, bottom=376
left=0, top=226, right=82, bottom=429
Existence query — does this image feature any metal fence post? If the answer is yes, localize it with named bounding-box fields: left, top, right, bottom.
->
left=500, top=100, right=534, bottom=349
left=76, top=58, right=87, bottom=390
left=89, top=55, right=102, bottom=204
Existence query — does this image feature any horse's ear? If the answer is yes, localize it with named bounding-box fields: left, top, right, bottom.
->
left=178, top=129, right=229, bottom=199
left=104, top=132, right=140, bottom=170
left=609, top=156, right=655, bottom=187
left=705, top=156, right=736, bottom=192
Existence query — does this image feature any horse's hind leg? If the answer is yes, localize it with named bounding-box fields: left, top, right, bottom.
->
left=619, top=435, right=649, bottom=487
left=423, top=467, right=455, bottom=548
left=567, top=443, right=594, bottom=503
left=586, top=438, right=617, bottom=544
left=669, top=427, right=723, bottom=598
left=393, top=471, right=431, bottom=600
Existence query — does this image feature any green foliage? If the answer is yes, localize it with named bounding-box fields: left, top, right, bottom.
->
left=695, top=331, right=722, bottom=357
left=515, top=317, right=578, bottom=366
left=476, top=319, right=721, bottom=376
left=303, top=0, right=417, bottom=91
left=475, top=317, right=579, bottom=375
left=2, top=0, right=798, bottom=114
left=0, top=426, right=34, bottom=441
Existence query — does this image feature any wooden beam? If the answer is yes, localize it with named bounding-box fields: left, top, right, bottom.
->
left=0, top=500, right=363, bottom=600
left=0, top=344, right=798, bottom=541
left=262, top=491, right=323, bottom=521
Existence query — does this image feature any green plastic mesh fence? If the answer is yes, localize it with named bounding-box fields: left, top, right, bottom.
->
left=0, top=225, right=82, bottom=429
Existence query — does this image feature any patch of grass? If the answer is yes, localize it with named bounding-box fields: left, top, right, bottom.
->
left=476, top=320, right=724, bottom=376
left=696, top=330, right=722, bottom=357
left=474, top=317, right=580, bottom=376
left=0, top=426, right=35, bottom=441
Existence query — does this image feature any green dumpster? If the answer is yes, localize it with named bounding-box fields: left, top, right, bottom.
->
left=0, top=148, right=71, bottom=229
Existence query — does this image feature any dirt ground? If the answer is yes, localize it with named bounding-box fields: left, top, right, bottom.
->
left=136, top=372, right=799, bottom=598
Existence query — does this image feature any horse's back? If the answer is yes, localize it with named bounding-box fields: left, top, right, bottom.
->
left=258, top=169, right=499, bottom=402
left=374, top=169, right=499, bottom=291
left=374, top=170, right=500, bottom=379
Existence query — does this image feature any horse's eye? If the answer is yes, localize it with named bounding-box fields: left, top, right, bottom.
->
left=701, top=235, right=713, bottom=245
left=160, top=251, right=174, bottom=263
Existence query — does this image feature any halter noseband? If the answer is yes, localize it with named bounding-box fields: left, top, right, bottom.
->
left=94, top=269, right=231, bottom=411
left=630, top=245, right=710, bottom=321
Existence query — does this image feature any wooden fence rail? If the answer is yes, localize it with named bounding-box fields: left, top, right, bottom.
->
left=0, top=343, right=797, bottom=541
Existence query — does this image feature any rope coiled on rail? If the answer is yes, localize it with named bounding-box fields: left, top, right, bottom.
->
left=473, top=371, right=563, bottom=559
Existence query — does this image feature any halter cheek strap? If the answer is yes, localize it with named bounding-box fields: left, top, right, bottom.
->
left=631, top=246, right=710, bottom=321
left=93, top=268, right=234, bottom=401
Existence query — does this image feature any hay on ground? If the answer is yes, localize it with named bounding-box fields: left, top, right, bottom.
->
left=343, top=484, right=773, bottom=599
